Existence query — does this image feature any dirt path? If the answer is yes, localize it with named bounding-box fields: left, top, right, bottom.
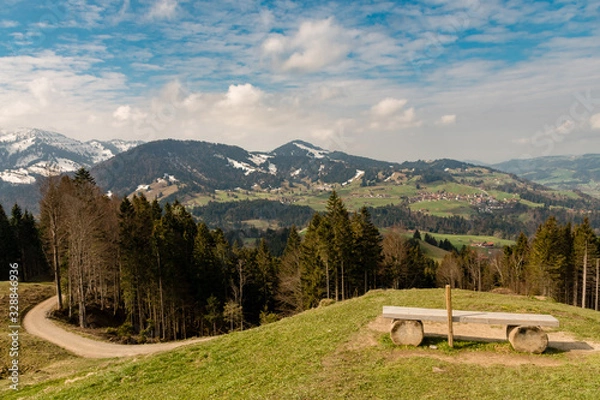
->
left=24, top=296, right=212, bottom=359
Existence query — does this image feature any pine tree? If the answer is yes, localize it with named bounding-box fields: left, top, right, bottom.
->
left=300, top=213, right=325, bottom=308
left=324, top=191, right=353, bottom=300
left=73, top=167, right=96, bottom=186
left=255, top=238, right=277, bottom=313
left=528, top=216, right=568, bottom=298
left=351, top=207, right=382, bottom=294
left=0, top=203, right=18, bottom=280
left=119, top=195, right=154, bottom=332
left=413, top=229, right=421, bottom=240
left=9, top=204, right=24, bottom=277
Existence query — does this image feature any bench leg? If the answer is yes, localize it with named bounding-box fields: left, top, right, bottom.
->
left=507, top=325, right=548, bottom=354
left=390, top=319, right=424, bottom=346
left=506, top=325, right=518, bottom=339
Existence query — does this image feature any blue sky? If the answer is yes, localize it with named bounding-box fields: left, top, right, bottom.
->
left=1, top=0, right=599, bottom=163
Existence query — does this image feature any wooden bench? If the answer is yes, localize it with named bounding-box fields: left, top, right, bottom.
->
left=383, top=306, right=560, bottom=353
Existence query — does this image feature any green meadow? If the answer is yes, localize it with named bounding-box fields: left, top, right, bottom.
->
left=4, top=285, right=600, bottom=399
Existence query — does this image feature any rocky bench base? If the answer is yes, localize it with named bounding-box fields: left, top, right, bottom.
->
left=383, top=306, right=559, bottom=354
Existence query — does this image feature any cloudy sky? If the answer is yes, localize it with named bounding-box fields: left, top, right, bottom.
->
left=1, top=0, right=599, bottom=163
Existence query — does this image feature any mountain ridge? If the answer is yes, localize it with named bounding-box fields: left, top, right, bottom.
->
left=0, top=128, right=143, bottom=210
left=90, top=138, right=600, bottom=235
left=0, top=127, right=143, bottom=184
left=2, top=130, right=600, bottom=237
left=493, top=154, right=600, bottom=198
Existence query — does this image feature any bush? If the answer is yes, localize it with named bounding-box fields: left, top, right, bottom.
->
left=118, top=322, right=134, bottom=337
left=259, top=310, right=279, bottom=325
left=318, top=298, right=336, bottom=308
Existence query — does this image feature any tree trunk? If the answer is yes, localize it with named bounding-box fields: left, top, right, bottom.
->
left=573, top=267, right=579, bottom=307
left=341, top=260, right=345, bottom=301
left=159, top=275, right=165, bottom=340
left=326, top=261, right=330, bottom=299
left=78, top=268, right=86, bottom=328
left=68, top=266, right=73, bottom=319
left=52, top=236, right=63, bottom=310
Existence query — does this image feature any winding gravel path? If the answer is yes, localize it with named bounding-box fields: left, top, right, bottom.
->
left=24, top=296, right=211, bottom=358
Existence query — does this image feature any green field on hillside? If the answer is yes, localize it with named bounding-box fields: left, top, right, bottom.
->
left=408, top=200, right=477, bottom=218
left=417, top=240, right=449, bottom=261
left=5, top=286, right=600, bottom=399
left=426, top=232, right=516, bottom=249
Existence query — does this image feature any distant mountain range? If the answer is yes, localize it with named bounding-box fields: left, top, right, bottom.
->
left=493, top=154, right=600, bottom=198
left=2, top=129, right=600, bottom=237
left=0, top=128, right=142, bottom=184
left=91, top=138, right=476, bottom=201
left=90, top=139, right=600, bottom=235
left=0, top=128, right=142, bottom=210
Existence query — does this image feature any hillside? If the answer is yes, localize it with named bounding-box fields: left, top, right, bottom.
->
left=89, top=139, right=600, bottom=235
left=5, top=288, right=600, bottom=399
left=494, top=154, right=600, bottom=198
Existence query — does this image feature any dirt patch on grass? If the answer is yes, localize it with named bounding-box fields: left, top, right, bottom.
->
left=386, top=348, right=564, bottom=367
left=344, top=316, right=600, bottom=367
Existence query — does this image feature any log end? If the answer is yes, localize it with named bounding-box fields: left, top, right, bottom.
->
left=390, top=319, right=424, bottom=346
left=508, top=325, right=548, bottom=354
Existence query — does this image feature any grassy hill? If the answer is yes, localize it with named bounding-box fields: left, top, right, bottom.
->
left=494, top=154, right=600, bottom=198
left=5, top=285, right=600, bottom=399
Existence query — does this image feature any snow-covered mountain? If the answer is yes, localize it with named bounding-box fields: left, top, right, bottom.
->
left=0, top=128, right=143, bottom=185
left=91, top=138, right=419, bottom=200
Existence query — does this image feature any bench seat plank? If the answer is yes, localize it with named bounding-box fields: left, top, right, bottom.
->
left=383, top=306, right=559, bottom=328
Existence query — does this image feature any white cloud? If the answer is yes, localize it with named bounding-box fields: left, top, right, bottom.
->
left=0, top=51, right=129, bottom=140
left=438, top=114, right=456, bottom=125
left=148, top=0, right=178, bottom=20
left=371, top=98, right=408, bottom=117
left=112, top=105, right=148, bottom=125
left=370, top=98, right=420, bottom=131
left=591, top=113, right=600, bottom=130
left=0, top=101, right=32, bottom=121
left=218, top=84, right=264, bottom=108
left=113, top=105, right=132, bottom=121
left=28, top=77, right=56, bottom=107
left=262, top=18, right=355, bottom=73
left=0, top=20, right=19, bottom=28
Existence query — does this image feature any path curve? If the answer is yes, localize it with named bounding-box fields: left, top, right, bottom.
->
left=24, top=296, right=212, bottom=358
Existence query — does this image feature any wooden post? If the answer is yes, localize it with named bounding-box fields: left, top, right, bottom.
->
left=595, top=259, right=599, bottom=312
left=582, top=244, right=588, bottom=309
left=445, top=284, right=454, bottom=348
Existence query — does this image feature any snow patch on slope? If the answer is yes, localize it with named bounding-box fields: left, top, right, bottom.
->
left=293, top=142, right=329, bottom=159
left=248, top=153, right=271, bottom=166
left=0, top=169, right=36, bottom=184
left=0, top=128, right=144, bottom=185
left=228, top=158, right=257, bottom=175
left=342, top=169, right=364, bottom=186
